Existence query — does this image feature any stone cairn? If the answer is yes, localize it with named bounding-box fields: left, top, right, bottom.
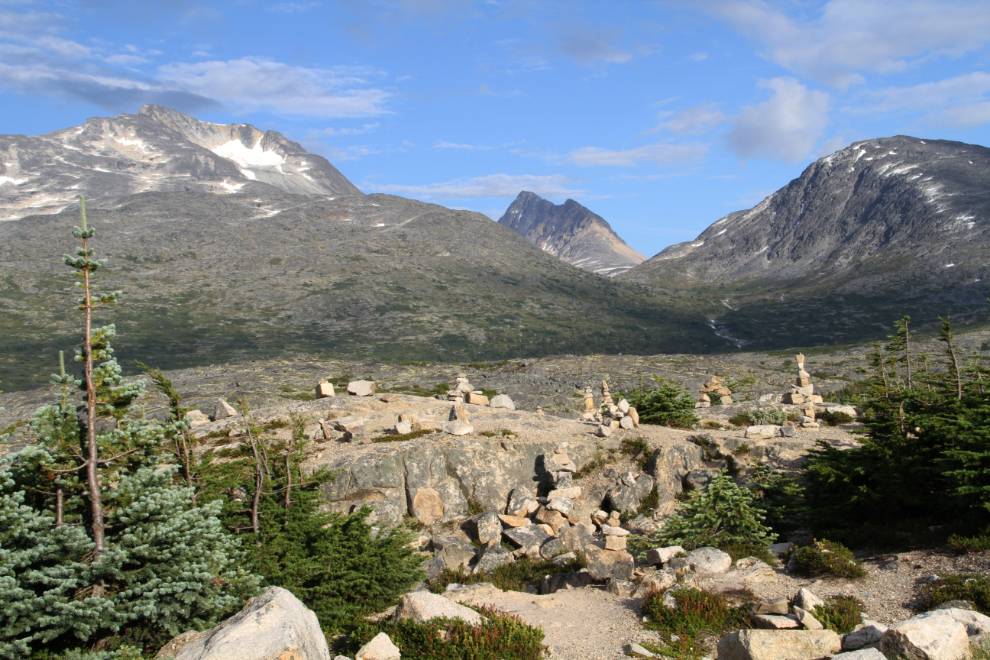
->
left=696, top=376, right=733, bottom=408
left=589, top=380, right=639, bottom=437
left=781, top=353, right=823, bottom=428
left=447, top=373, right=473, bottom=403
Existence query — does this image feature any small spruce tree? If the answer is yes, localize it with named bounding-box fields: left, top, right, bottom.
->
left=657, top=469, right=777, bottom=550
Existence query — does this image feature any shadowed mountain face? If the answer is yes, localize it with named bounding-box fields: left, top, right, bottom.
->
left=498, top=191, right=646, bottom=277
left=621, top=136, right=990, bottom=348
left=0, top=191, right=731, bottom=391
left=0, top=105, right=360, bottom=221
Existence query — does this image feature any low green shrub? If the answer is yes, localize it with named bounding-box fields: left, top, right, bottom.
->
left=789, top=540, right=866, bottom=579
left=917, top=573, right=990, bottom=615
left=818, top=410, right=854, bottom=426
left=428, top=555, right=586, bottom=594
left=373, top=429, right=435, bottom=443
left=813, top=596, right=865, bottom=634
left=620, top=438, right=652, bottom=471
left=719, top=542, right=777, bottom=566
left=733, top=443, right=751, bottom=456
left=641, top=587, right=751, bottom=660
left=340, top=605, right=545, bottom=660
left=728, top=412, right=752, bottom=427
left=946, top=531, right=990, bottom=554
left=749, top=409, right=788, bottom=426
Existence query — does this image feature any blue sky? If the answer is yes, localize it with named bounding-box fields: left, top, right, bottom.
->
left=2, top=0, right=989, bottom=258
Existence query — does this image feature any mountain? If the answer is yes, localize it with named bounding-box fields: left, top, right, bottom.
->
left=0, top=190, right=731, bottom=391
left=0, top=105, right=360, bottom=221
left=622, top=136, right=990, bottom=347
left=498, top=191, right=646, bottom=277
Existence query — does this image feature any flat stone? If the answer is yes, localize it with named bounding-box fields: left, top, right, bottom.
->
left=315, top=381, right=335, bottom=398
left=751, top=613, right=800, bottom=629
left=443, top=420, right=474, bottom=435
left=753, top=598, right=789, bottom=615
left=379, top=393, right=398, bottom=403
left=213, top=398, right=237, bottom=420
left=392, top=591, right=482, bottom=625
left=794, top=588, right=825, bottom=612
left=600, top=524, right=630, bottom=536
left=347, top=380, right=376, bottom=397
left=489, top=394, right=515, bottom=410
left=793, top=606, right=824, bottom=630
left=745, top=425, right=779, bottom=439
left=833, top=649, right=887, bottom=660
left=626, top=642, right=655, bottom=658
left=717, top=629, right=842, bottom=660
left=498, top=514, right=530, bottom=527
left=355, top=632, right=400, bottom=660
left=605, top=535, right=627, bottom=551
left=550, top=486, right=582, bottom=500
left=646, top=545, right=685, bottom=565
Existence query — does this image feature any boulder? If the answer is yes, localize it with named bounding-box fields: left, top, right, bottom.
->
left=717, top=629, right=842, bottom=660
left=596, top=424, right=612, bottom=437
left=685, top=547, right=732, bottom=574
left=605, top=474, right=655, bottom=513
left=541, top=524, right=597, bottom=558
left=584, top=545, right=634, bottom=582
left=620, top=416, right=635, bottom=429
left=606, top=578, right=637, bottom=597
left=540, top=570, right=594, bottom=594
left=333, top=416, right=368, bottom=434
left=473, top=542, right=514, bottom=574
left=506, top=487, right=538, bottom=517
left=392, top=591, right=482, bottom=625
left=394, top=421, right=413, bottom=435
left=843, top=621, right=888, bottom=650
left=639, top=568, right=677, bottom=593
left=355, top=632, right=400, bottom=660
left=465, top=392, right=489, bottom=406
left=464, top=511, right=503, bottom=545
left=534, top=507, right=569, bottom=535
left=794, top=588, right=825, bottom=612
left=157, top=587, right=330, bottom=660
left=443, top=421, right=474, bottom=436
left=745, top=425, right=779, bottom=439
left=213, top=398, right=238, bottom=420
left=449, top=405, right=470, bottom=422
left=684, top=469, right=715, bottom=491
left=605, top=535, right=627, bottom=551
left=881, top=610, right=970, bottom=660
left=546, top=496, right=574, bottom=515
left=436, top=544, right=476, bottom=571
left=934, top=607, right=990, bottom=637
left=347, top=380, right=377, bottom=397
left=503, top=525, right=551, bottom=549
left=489, top=394, right=515, bottom=410
left=646, top=546, right=685, bottom=565
left=315, top=381, right=335, bottom=398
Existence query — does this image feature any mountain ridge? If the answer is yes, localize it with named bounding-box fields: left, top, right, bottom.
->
left=0, top=105, right=360, bottom=222
left=498, top=191, right=646, bottom=277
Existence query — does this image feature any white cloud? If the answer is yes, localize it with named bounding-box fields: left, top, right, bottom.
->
left=865, top=72, right=990, bottom=126
left=375, top=174, right=583, bottom=199
left=727, top=77, right=830, bottom=162
left=654, top=104, right=727, bottom=134
left=268, top=2, right=321, bottom=12
left=433, top=140, right=493, bottom=150
left=566, top=142, right=708, bottom=167
left=307, top=123, right=380, bottom=138
left=705, top=0, right=990, bottom=88
left=557, top=27, right=631, bottom=65
left=158, top=58, right=390, bottom=117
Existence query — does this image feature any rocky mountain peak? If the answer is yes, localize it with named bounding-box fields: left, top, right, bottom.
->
left=0, top=106, right=360, bottom=222
left=498, top=191, right=646, bottom=277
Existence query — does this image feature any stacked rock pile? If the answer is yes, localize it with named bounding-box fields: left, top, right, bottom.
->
left=696, top=375, right=733, bottom=408
left=591, top=381, right=640, bottom=437
left=781, top=354, right=824, bottom=406
left=446, top=373, right=492, bottom=406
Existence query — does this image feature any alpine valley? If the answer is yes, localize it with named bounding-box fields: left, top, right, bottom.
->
left=1, top=108, right=988, bottom=390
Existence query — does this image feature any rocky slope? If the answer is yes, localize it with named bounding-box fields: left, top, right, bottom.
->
left=0, top=191, right=729, bottom=391
left=622, top=136, right=990, bottom=347
left=0, top=105, right=360, bottom=221
left=499, top=191, right=646, bottom=277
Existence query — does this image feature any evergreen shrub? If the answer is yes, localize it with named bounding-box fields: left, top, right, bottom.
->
left=619, top=376, right=698, bottom=428
left=817, top=410, right=854, bottom=426
left=946, top=531, right=990, bottom=554
left=428, top=554, right=586, bottom=594
left=917, top=573, right=990, bottom=615
left=654, top=469, right=776, bottom=551
left=789, top=540, right=866, bottom=579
